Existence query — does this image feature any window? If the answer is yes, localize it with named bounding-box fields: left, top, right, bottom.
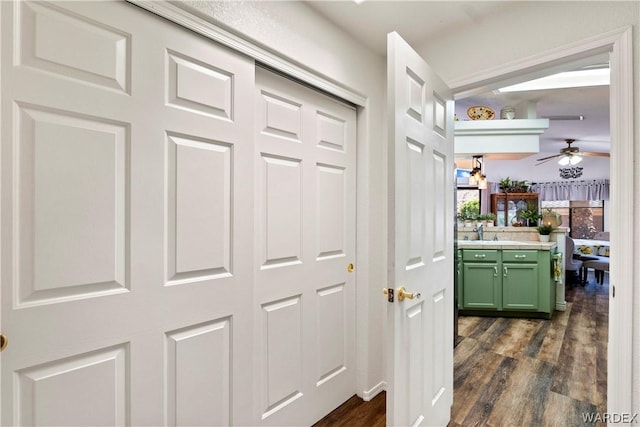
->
left=456, top=187, right=481, bottom=215
left=540, top=200, right=604, bottom=239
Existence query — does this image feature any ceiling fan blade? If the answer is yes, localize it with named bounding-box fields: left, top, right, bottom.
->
left=581, top=151, right=610, bottom=157
left=535, top=157, right=558, bottom=166
left=536, top=153, right=561, bottom=162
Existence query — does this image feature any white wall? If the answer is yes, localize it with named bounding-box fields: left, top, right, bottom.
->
left=177, top=0, right=389, bottom=397
left=415, top=1, right=639, bottom=85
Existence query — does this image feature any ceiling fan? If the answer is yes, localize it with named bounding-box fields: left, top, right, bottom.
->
left=536, top=138, right=610, bottom=166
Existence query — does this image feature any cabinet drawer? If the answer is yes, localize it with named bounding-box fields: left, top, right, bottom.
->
left=462, top=250, right=499, bottom=262
left=502, top=250, right=538, bottom=262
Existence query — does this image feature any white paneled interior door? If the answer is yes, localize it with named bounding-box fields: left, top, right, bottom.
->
left=1, top=1, right=254, bottom=425
left=254, top=67, right=357, bottom=426
left=387, top=32, right=455, bottom=426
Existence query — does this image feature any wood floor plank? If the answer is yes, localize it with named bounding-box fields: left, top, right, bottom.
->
left=537, top=315, right=568, bottom=364
left=459, top=356, right=518, bottom=426
left=469, top=317, right=509, bottom=348
left=487, top=357, right=555, bottom=427
left=457, top=315, right=488, bottom=337
left=540, top=391, right=598, bottom=427
left=313, top=392, right=385, bottom=427
left=451, top=340, right=506, bottom=424
left=595, top=309, right=608, bottom=414
left=466, top=316, right=500, bottom=341
left=523, top=319, right=550, bottom=358
left=488, top=318, right=541, bottom=359
left=552, top=283, right=604, bottom=405
left=551, top=301, right=572, bottom=326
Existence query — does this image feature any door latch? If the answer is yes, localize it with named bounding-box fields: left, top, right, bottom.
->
left=383, top=288, right=394, bottom=302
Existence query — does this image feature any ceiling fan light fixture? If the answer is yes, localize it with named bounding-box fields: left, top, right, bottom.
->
left=539, top=138, right=606, bottom=166
left=468, top=155, right=485, bottom=187
left=478, top=175, right=487, bottom=189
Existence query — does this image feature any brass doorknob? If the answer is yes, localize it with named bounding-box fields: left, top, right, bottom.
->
left=397, top=286, right=421, bottom=302
left=0, top=334, right=7, bottom=352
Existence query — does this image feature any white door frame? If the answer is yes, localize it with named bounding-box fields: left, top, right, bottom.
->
left=448, top=26, right=634, bottom=416
left=76, top=2, right=639, bottom=416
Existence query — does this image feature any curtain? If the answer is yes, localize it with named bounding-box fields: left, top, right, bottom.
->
left=480, top=185, right=491, bottom=214
left=531, top=179, right=609, bottom=201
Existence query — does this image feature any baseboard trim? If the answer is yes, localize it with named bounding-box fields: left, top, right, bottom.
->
left=362, top=381, right=386, bottom=401
left=555, top=301, right=567, bottom=311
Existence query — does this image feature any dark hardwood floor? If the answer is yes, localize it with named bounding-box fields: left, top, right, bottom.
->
left=314, top=272, right=609, bottom=427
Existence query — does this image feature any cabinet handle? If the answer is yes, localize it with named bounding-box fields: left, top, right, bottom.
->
left=503, top=266, right=508, bottom=277
left=493, top=266, right=498, bottom=277
left=514, top=254, right=527, bottom=259
left=474, top=254, right=486, bottom=259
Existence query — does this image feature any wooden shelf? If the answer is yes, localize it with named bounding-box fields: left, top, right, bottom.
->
left=454, top=119, right=550, bottom=158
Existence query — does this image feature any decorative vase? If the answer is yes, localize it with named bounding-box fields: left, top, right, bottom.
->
left=539, top=234, right=550, bottom=242
left=500, top=106, right=516, bottom=120
left=542, top=209, right=562, bottom=227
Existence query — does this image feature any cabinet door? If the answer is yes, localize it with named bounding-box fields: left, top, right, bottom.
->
left=502, top=263, right=539, bottom=310
left=491, top=194, right=507, bottom=227
left=462, top=262, right=500, bottom=309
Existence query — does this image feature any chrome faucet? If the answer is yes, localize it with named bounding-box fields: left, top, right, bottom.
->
left=476, top=223, right=484, bottom=241
left=493, top=234, right=499, bottom=241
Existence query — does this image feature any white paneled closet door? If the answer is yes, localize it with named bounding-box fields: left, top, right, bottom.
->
left=253, top=68, right=357, bottom=426
left=1, top=2, right=254, bottom=425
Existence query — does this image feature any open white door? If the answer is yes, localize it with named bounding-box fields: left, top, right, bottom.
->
left=386, top=32, right=454, bottom=426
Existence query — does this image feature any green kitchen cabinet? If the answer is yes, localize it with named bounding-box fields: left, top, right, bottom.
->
left=502, top=250, right=539, bottom=310
left=462, top=250, right=500, bottom=309
left=460, top=247, right=554, bottom=318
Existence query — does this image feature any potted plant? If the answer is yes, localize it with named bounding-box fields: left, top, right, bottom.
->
left=459, top=200, right=479, bottom=227
left=536, top=223, right=554, bottom=242
left=511, top=180, right=530, bottom=193
left=519, top=201, right=542, bottom=226
left=478, top=213, right=496, bottom=227
left=499, top=177, right=530, bottom=193
left=499, top=177, right=512, bottom=193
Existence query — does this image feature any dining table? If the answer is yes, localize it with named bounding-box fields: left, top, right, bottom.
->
left=572, top=238, right=610, bottom=284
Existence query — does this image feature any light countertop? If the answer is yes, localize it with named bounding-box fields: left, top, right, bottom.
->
left=457, top=240, right=557, bottom=250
